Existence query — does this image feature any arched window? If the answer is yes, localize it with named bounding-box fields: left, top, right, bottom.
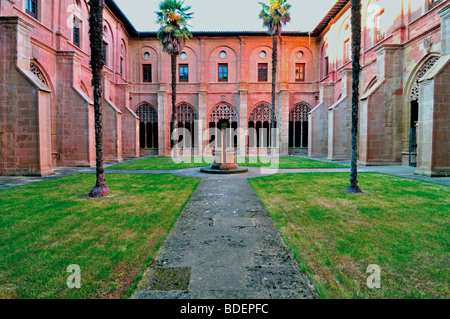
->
left=408, top=56, right=440, bottom=166
left=410, top=57, right=440, bottom=104
left=289, top=103, right=311, bottom=149
left=136, top=104, right=158, bottom=149
left=30, top=63, right=47, bottom=86
left=365, top=77, right=377, bottom=94
left=248, top=103, right=277, bottom=148
left=208, top=104, right=238, bottom=149
left=171, top=103, right=198, bottom=149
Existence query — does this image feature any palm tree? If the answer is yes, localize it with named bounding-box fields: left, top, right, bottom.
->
left=88, top=0, right=110, bottom=198
left=156, top=0, right=193, bottom=155
left=259, top=0, right=291, bottom=157
left=346, top=0, right=363, bottom=194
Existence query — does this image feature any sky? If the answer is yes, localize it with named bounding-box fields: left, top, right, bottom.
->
left=113, top=0, right=338, bottom=32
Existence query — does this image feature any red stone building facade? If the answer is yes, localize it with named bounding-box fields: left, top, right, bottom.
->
left=1, top=0, right=449, bottom=177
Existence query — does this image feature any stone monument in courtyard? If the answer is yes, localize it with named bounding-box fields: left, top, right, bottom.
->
left=201, top=120, right=248, bottom=174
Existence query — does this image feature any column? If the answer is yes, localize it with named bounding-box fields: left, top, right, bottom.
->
left=238, top=89, right=248, bottom=157
left=157, top=89, right=167, bottom=156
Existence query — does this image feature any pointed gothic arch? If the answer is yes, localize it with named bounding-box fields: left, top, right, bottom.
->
left=30, top=62, right=48, bottom=86
left=365, top=77, right=378, bottom=94
left=208, top=103, right=238, bottom=149
left=248, top=102, right=277, bottom=148
left=135, top=103, right=158, bottom=149
left=406, top=55, right=440, bottom=166
left=171, top=103, right=198, bottom=149
left=289, top=103, right=312, bottom=149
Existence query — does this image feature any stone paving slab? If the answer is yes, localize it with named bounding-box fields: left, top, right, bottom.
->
left=132, top=177, right=318, bottom=300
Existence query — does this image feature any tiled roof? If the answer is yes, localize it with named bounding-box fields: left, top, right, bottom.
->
left=105, top=0, right=348, bottom=39
left=135, top=30, right=311, bottom=38
left=311, top=0, right=350, bottom=36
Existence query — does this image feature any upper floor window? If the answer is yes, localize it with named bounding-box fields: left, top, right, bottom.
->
left=428, top=0, right=443, bottom=10
left=179, top=64, right=189, bottom=82
left=258, top=63, right=268, bottom=82
left=324, top=56, right=329, bottom=77
left=102, top=42, right=108, bottom=66
left=344, top=39, right=351, bottom=63
left=143, top=64, right=152, bottom=83
left=218, top=63, right=228, bottom=82
left=73, top=17, right=81, bottom=47
left=295, top=63, right=305, bottom=82
left=375, top=9, right=385, bottom=42
left=120, top=57, right=124, bottom=77
left=26, top=0, right=38, bottom=19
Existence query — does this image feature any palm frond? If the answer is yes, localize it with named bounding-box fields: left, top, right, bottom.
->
left=156, top=0, right=193, bottom=55
left=258, top=0, right=291, bottom=36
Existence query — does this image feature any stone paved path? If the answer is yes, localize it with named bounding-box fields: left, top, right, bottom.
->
left=132, top=174, right=318, bottom=299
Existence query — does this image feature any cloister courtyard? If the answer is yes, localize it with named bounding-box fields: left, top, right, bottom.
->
left=1, top=0, right=449, bottom=303
left=0, top=155, right=448, bottom=299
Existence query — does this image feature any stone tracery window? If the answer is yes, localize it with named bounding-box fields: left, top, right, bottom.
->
left=248, top=103, right=277, bottom=148
left=208, top=104, right=238, bottom=149
left=171, top=103, right=198, bottom=149
left=136, top=104, right=158, bottom=149
left=30, top=63, right=47, bottom=85
left=209, top=103, right=238, bottom=123
left=289, top=103, right=311, bottom=148
left=410, top=57, right=440, bottom=102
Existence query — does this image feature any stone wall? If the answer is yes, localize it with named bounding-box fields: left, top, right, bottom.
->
left=327, top=68, right=352, bottom=160
left=0, top=17, right=53, bottom=176
left=416, top=6, right=450, bottom=177
left=122, top=106, right=140, bottom=159
left=309, top=83, right=334, bottom=157
left=359, top=44, right=404, bottom=165
left=129, top=36, right=319, bottom=156
left=55, top=51, right=96, bottom=167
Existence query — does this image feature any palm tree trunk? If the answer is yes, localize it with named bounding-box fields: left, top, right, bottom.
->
left=171, top=53, right=178, bottom=158
left=271, top=34, right=278, bottom=158
left=346, top=0, right=363, bottom=194
left=88, top=0, right=110, bottom=198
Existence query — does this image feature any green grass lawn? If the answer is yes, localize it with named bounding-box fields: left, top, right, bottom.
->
left=108, top=156, right=344, bottom=170
left=108, top=156, right=213, bottom=171
left=0, top=174, right=200, bottom=299
left=237, top=156, right=345, bottom=169
left=249, top=173, right=450, bottom=299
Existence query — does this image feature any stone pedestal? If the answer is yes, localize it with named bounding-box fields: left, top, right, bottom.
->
left=201, top=120, right=248, bottom=174
left=210, top=149, right=238, bottom=170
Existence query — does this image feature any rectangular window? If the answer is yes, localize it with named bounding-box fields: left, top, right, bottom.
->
left=102, top=42, right=108, bottom=66
left=258, top=63, right=268, bottom=82
left=324, top=57, right=329, bottom=77
left=73, top=17, right=80, bottom=47
left=143, top=64, right=152, bottom=83
left=428, top=0, right=443, bottom=10
left=344, top=39, right=351, bottom=62
left=375, top=9, right=385, bottom=42
left=120, top=57, right=124, bottom=77
left=295, top=63, right=305, bottom=82
left=218, top=63, right=228, bottom=82
left=26, top=0, right=38, bottom=19
left=179, top=64, right=189, bottom=82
